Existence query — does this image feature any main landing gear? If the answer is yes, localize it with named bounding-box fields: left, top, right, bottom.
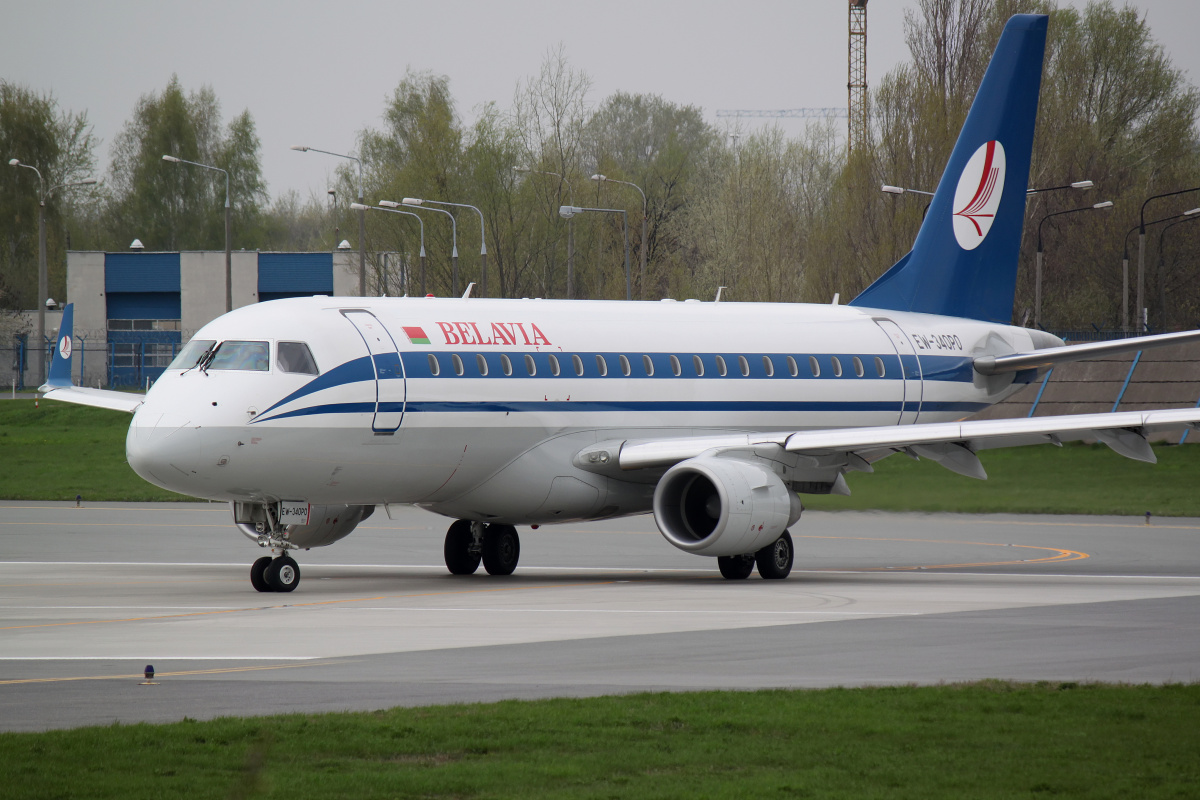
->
left=251, top=555, right=301, bottom=592
left=717, top=530, right=794, bottom=581
left=444, top=520, right=521, bottom=576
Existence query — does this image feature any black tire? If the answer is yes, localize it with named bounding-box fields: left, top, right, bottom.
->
left=717, top=555, right=755, bottom=580
left=250, top=556, right=274, bottom=592
left=755, top=530, right=794, bottom=580
left=481, top=524, right=520, bottom=576
left=267, top=556, right=301, bottom=592
left=444, top=520, right=481, bottom=575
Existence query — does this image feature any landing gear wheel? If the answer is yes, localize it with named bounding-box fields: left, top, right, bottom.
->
left=481, top=524, right=520, bottom=576
left=250, top=556, right=274, bottom=592
left=755, top=530, right=794, bottom=580
left=718, top=555, right=755, bottom=580
left=266, top=556, right=301, bottom=592
left=444, top=520, right=481, bottom=575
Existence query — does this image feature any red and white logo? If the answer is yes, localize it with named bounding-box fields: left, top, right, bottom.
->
left=952, top=140, right=1006, bottom=250
left=57, top=335, right=72, bottom=360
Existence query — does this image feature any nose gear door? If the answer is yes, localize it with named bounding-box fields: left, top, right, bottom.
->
left=874, top=318, right=923, bottom=425
left=341, top=309, right=406, bottom=434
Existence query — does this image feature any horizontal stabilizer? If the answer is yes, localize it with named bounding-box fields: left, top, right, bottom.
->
left=974, top=328, right=1200, bottom=375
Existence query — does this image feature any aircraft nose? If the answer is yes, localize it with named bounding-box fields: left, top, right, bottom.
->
left=126, top=410, right=203, bottom=490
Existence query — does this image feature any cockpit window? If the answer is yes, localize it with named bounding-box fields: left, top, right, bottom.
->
left=277, top=341, right=319, bottom=375
left=169, top=339, right=215, bottom=370
left=207, top=341, right=270, bottom=371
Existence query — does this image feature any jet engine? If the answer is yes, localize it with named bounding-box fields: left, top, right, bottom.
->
left=235, top=503, right=374, bottom=549
left=652, top=457, right=802, bottom=557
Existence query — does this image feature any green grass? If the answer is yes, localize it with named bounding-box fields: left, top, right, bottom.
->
left=0, top=399, right=193, bottom=501
left=3, top=683, right=1199, bottom=799
left=2, top=399, right=1198, bottom=514
left=803, top=440, right=1200, bottom=517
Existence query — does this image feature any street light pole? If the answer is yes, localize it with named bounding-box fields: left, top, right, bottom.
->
left=352, top=203, right=425, bottom=296
left=514, top=167, right=575, bottom=298
left=1034, top=201, right=1113, bottom=328
left=403, top=198, right=487, bottom=296
left=382, top=200, right=457, bottom=294
left=559, top=205, right=630, bottom=300
left=1121, top=207, right=1200, bottom=333
left=8, top=158, right=97, bottom=384
left=162, top=155, right=231, bottom=312
left=592, top=174, right=647, bottom=299
left=292, top=145, right=366, bottom=296
left=1139, top=186, right=1200, bottom=332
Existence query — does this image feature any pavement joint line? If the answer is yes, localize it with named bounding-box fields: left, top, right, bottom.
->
left=0, top=661, right=334, bottom=686
left=0, top=580, right=617, bottom=631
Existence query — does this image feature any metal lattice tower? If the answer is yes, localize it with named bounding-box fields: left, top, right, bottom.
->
left=848, top=0, right=869, bottom=152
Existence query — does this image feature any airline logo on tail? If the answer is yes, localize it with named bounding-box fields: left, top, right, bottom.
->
left=58, top=335, right=72, bottom=360
left=952, top=140, right=1006, bottom=250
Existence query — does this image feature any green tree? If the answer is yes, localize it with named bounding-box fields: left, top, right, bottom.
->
left=102, top=76, right=267, bottom=252
left=0, top=81, right=97, bottom=312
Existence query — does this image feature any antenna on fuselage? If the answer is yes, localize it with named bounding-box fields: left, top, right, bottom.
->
left=461, top=282, right=476, bottom=299
left=715, top=286, right=727, bottom=302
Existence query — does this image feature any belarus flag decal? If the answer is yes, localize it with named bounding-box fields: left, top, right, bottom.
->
left=402, top=326, right=431, bottom=345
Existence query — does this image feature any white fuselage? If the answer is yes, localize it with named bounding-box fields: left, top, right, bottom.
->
left=126, top=296, right=1046, bottom=524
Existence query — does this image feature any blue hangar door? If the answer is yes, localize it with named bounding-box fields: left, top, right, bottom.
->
left=341, top=310, right=406, bottom=433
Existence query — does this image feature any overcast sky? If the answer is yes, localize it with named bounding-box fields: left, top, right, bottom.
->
left=5, top=1, right=1199, bottom=201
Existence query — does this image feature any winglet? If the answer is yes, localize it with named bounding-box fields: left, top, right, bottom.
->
left=849, top=14, right=1049, bottom=323
left=40, top=303, right=75, bottom=391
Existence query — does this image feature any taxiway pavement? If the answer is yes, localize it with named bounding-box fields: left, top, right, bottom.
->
left=2, top=501, right=1198, bottom=731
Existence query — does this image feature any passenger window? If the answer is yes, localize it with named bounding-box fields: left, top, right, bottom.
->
left=762, top=356, right=775, bottom=377
left=738, top=355, right=749, bottom=377
left=208, top=341, right=269, bottom=371
left=692, top=355, right=704, bottom=377
left=572, top=354, right=584, bottom=376
left=642, top=355, right=655, bottom=376
left=809, top=356, right=820, bottom=377
left=170, top=339, right=215, bottom=370
left=853, top=356, right=864, bottom=377
left=501, top=354, right=513, bottom=376
left=596, top=355, right=608, bottom=376
left=476, top=354, right=489, bottom=376
left=452, top=353, right=464, bottom=376
left=427, top=354, right=440, bottom=376
left=619, top=355, right=631, bottom=376
left=831, top=356, right=843, bottom=377
left=786, top=356, right=798, bottom=377
left=548, top=354, right=561, bottom=376
left=716, top=355, right=727, bottom=377
left=875, top=356, right=886, bottom=377
left=525, top=354, right=536, bottom=376
left=670, top=355, right=682, bottom=376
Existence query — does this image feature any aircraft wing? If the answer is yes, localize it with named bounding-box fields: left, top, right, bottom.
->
left=40, top=385, right=145, bottom=413
left=611, top=407, right=1200, bottom=480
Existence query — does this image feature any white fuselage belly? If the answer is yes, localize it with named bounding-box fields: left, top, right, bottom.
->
left=126, top=297, right=1039, bottom=522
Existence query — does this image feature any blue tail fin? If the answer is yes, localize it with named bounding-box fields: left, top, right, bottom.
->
left=42, top=302, right=75, bottom=390
left=849, top=14, right=1048, bottom=323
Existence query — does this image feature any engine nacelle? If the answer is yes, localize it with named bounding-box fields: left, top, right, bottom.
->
left=652, top=457, right=802, bottom=557
left=235, top=503, right=374, bottom=549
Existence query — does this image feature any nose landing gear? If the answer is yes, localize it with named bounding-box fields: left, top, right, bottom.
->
left=250, top=554, right=301, bottom=592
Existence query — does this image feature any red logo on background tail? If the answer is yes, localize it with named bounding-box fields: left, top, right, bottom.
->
left=952, top=140, right=1006, bottom=250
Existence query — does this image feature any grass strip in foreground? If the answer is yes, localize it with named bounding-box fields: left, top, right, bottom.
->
left=2, top=682, right=1199, bottom=798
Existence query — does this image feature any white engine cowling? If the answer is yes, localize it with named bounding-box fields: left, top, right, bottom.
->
left=652, top=457, right=802, bottom=557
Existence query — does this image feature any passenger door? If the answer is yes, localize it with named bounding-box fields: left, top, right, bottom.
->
left=341, top=309, right=405, bottom=434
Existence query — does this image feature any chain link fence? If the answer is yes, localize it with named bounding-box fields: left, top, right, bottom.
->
left=2, top=336, right=185, bottom=392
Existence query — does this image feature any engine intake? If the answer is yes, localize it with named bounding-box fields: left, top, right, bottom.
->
left=652, top=457, right=802, bottom=557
